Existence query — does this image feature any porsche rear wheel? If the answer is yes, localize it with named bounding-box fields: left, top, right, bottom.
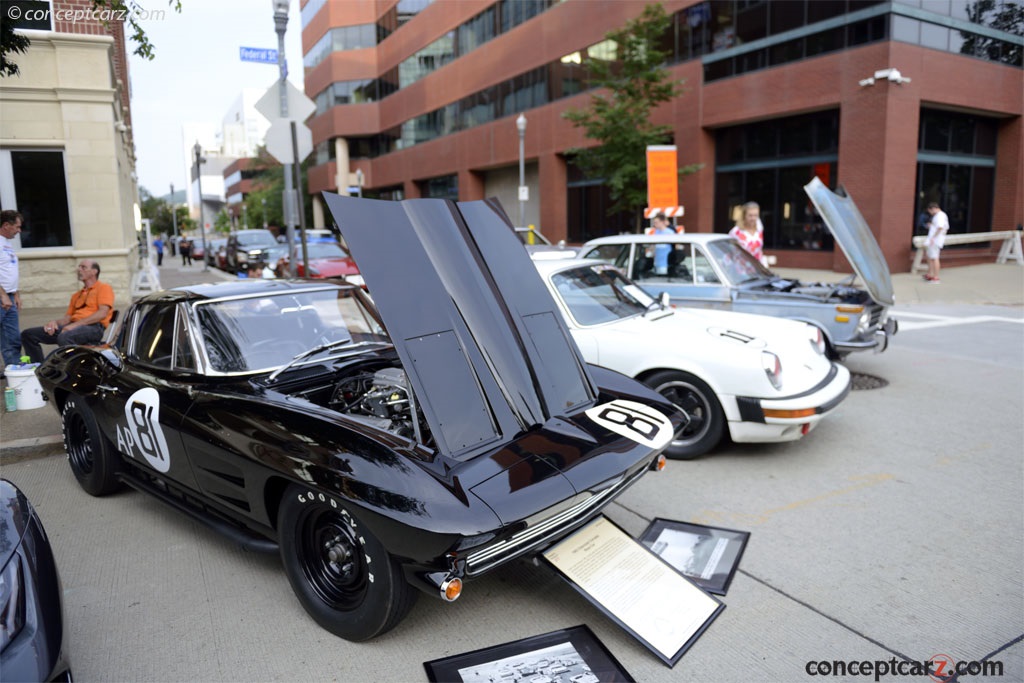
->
left=62, top=397, right=122, bottom=496
left=278, top=485, right=417, bottom=641
left=645, top=370, right=724, bottom=459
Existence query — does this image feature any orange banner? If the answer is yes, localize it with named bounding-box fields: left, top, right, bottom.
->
left=646, top=146, right=678, bottom=210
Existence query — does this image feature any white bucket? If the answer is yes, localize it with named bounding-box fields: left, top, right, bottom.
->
left=5, top=366, right=45, bottom=410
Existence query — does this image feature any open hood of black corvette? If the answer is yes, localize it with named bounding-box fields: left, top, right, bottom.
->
left=323, top=193, right=597, bottom=459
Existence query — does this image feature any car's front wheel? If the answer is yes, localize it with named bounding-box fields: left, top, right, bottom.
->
left=644, top=370, right=724, bottom=459
left=62, top=397, right=122, bottom=495
left=277, top=485, right=417, bottom=641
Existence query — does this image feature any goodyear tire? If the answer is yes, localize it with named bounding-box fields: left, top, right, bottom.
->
left=62, top=397, right=122, bottom=496
left=644, top=370, right=724, bottom=459
left=278, top=485, right=417, bottom=641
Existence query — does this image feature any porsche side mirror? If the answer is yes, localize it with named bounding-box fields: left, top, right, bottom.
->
left=659, top=291, right=671, bottom=309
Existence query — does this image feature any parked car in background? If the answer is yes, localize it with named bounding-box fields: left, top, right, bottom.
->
left=0, top=480, right=72, bottom=682
left=226, top=228, right=278, bottom=273
left=534, top=258, right=851, bottom=458
left=578, top=179, right=896, bottom=359
left=289, top=241, right=364, bottom=285
left=207, top=237, right=228, bottom=268
left=36, top=195, right=682, bottom=642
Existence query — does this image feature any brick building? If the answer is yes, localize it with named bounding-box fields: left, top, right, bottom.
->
left=301, top=0, right=1022, bottom=272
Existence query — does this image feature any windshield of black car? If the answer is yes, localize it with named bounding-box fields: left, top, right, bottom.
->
left=551, top=265, right=655, bottom=326
left=193, top=288, right=389, bottom=373
left=238, top=231, right=277, bottom=248
left=706, top=239, right=774, bottom=283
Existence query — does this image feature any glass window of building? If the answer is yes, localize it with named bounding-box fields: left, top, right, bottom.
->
left=915, top=109, right=998, bottom=239
left=0, top=150, right=73, bottom=248
left=420, top=174, right=458, bottom=200
left=715, top=111, right=840, bottom=251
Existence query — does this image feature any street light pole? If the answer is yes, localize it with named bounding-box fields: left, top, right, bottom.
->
left=355, top=168, right=364, bottom=198
left=272, top=0, right=297, bottom=278
left=516, top=113, right=527, bottom=229
left=193, top=141, right=209, bottom=272
left=170, top=182, right=177, bottom=239
left=242, top=204, right=248, bottom=229
left=262, top=198, right=268, bottom=229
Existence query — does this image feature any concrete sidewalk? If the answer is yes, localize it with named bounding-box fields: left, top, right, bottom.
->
left=1, top=261, right=1021, bottom=462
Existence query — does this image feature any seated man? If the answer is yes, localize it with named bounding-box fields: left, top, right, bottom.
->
left=21, top=259, right=115, bottom=362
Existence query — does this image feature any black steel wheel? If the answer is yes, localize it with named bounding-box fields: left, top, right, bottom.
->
left=278, top=485, right=416, bottom=641
left=62, top=397, right=122, bottom=496
left=644, top=370, right=724, bottom=459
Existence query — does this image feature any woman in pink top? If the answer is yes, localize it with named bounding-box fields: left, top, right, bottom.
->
left=729, top=201, right=766, bottom=265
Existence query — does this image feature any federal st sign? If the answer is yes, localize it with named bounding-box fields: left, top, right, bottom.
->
left=240, top=47, right=279, bottom=64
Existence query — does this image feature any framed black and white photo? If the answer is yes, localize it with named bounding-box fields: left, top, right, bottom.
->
left=639, top=518, right=750, bottom=595
left=423, top=624, right=634, bottom=682
left=542, top=516, right=724, bottom=667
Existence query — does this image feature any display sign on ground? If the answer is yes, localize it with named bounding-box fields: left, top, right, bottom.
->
left=542, top=516, right=724, bottom=666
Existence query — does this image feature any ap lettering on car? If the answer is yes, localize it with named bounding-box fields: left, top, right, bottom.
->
left=116, top=388, right=171, bottom=472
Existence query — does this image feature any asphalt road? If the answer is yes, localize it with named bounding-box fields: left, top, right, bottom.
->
left=5, top=303, right=1022, bottom=682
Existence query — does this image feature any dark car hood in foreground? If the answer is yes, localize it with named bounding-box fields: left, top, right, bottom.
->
left=0, top=479, right=31, bottom=568
left=323, top=194, right=596, bottom=460
left=804, top=177, right=895, bottom=306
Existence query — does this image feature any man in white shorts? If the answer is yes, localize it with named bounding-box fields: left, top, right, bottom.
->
left=924, top=201, right=949, bottom=283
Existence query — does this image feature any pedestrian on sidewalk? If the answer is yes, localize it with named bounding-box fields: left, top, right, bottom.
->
left=181, top=237, right=192, bottom=266
left=0, top=210, right=24, bottom=367
left=729, top=201, right=767, bottom=266
left=924, top=201, right=949, bottom=283
left=153, top=234, right=165, bottom=266
left=21, top=260, right=115, bottom=362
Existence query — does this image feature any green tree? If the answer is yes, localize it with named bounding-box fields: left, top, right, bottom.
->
left=214, top=208, right=232, bottom=233
left=562, top=3, right=697, bottom=231
left=241, top=145, right=315, bottom=234
left=2, top=0, right=182, bottom=77
left=139, top=186, right=175, bottom=237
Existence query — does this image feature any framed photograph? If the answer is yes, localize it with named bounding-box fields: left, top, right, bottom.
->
left=639, top=518, right=750, bottom=596
left=542, top=516, right=724, bottom=667
left=423, top=624, right=634, bottom=682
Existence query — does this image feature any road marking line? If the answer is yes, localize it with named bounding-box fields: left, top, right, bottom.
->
left=893, top=312, right=1024, bottom=331
left=691, top=473, right=894, bottom=527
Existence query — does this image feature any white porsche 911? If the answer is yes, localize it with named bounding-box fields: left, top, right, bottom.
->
left=535, top=259, right=851, bottom=458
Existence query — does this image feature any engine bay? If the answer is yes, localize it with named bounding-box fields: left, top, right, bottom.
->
left=277, top=358, right=429, bottom=445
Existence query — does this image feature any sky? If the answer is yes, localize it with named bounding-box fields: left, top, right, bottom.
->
left=127, top=0, right=305, bottom=197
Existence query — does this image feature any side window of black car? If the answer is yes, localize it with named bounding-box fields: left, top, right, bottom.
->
left=173, top=306, right=196, bottom=371
left=130, top=304, right=176, bottom=369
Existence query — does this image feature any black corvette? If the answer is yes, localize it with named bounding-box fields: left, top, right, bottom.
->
left=36, top=196, right=683, bottom=641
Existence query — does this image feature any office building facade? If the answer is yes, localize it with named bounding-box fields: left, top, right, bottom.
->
left=301, top=0, right=1022, bottom=272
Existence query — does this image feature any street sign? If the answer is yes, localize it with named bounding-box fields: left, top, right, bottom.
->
left=265, top=119, right=313, bottom=164
left=256, top=80, right=316, bottom=122
left=240, top=47, right=278, bottom=64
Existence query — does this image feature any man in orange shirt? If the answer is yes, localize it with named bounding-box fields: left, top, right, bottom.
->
left=21, top=260, right=115, bottom=362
